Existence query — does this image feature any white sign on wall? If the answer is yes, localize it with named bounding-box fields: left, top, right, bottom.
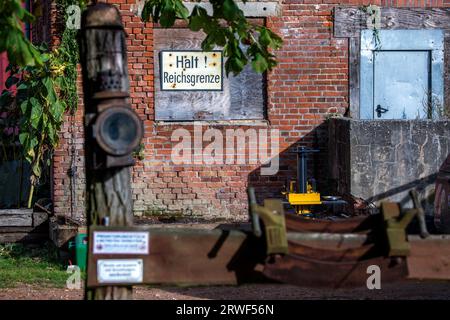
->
left=93, top=231, right=149, bottom=255
left=160, top=50, right=223, bottom=91
left=97, top=259, right=143, bottom=284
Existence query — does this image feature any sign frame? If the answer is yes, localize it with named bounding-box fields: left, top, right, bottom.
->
left=158, top=49, right=224, bottom=92
left=97, top=259, right=144, bottom=284
left=92, top=231, right=149, bottom=255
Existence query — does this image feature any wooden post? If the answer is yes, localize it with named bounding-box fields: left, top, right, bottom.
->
left=79, top=3, right=141, bottom=300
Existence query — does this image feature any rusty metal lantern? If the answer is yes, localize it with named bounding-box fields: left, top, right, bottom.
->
left=80, top=3, right=143, bottom=169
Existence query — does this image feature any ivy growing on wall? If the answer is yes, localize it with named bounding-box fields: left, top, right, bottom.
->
left=56, top=0, right=86, bottom=112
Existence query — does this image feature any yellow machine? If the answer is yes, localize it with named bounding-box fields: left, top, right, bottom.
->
left=283, top=147, right=322, bottom=215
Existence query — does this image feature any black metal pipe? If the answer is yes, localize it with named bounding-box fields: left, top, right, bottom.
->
left=296, top=146, right=319, bottom=194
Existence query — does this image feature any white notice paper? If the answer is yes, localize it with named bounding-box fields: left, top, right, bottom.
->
left=93, top=231, right=149, bottom=254
left=97, top=259, right=144, bottom=284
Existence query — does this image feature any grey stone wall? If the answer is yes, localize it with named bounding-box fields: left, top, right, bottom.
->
left=328, top=118, right=450, bottom=215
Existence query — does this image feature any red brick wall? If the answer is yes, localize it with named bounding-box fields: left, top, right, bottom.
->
left=48, top=0, right=450, bottom=222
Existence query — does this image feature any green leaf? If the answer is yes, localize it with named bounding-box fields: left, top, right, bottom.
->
left=201, top=34, right=216, bottom=51
left=17, top=83, right=28, bottom=90
left=20, top=101, right=30, bottom=114
left=174, top=0, right=189, bottom=19
left=188, top=6, right=208, bottom=31
left=225, top=56, right=246, bottom=76
left=222, top=0, right=241, bottom=21
left=32, top=163, right=41, bottom=177
left=47, top=122, right=56, bottom=144
left=50, top=101, right=65, bottom=122
left=160, top=3, right=176, bottom=28
left=259, top=28, right=272, bottom=47
left=188, top=16, right=203, bottom=31
left=251, top=53, right=269, bottom=73
left=19, top=132, right=29, bottom=145
left=30, top=98, right=42, bottom=129
left=258, top=27, right=282, bottom=50
left=141, top=0, right=160, bottom=22
left=43, top=77, right=56, bottom=104
left=30, top=137, right=38, bottom=149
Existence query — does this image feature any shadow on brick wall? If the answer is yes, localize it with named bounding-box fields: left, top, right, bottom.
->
left=247, top=122, right=330, bottom=210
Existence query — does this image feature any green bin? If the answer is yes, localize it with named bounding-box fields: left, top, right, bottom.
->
left=68, top=233, right=88, bottom=272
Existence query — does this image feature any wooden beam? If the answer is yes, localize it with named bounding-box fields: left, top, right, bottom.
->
left=183, top=2, right=281, bottom=17
left=0, top=232, right=48, bottom=244
left=87, top=227, right=266, bottom=287
left=407, top=235, right=450, bottom=280
left=32, top=212, right=48, bottom=228
left=349, top=37, right=360, bottom=118
left=0, top=227, right=35, bottom=233
left=49, top=217, right=78, bottom=247
left=334, top=7, right=450, bottom=38
left=0, top=209, right=33, bottom=214
left=0, top=209, right=33, bottom=227
left=131, top=0, right=281, bottom=18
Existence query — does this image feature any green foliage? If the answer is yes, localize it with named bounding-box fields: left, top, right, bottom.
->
left=2, top=45, right=71, bottom=207
left=1, top=0, right=84, bottom=207
left=0, top=0, right=42, bottom=67
left=56, top=0, right=86, bottom=112
left=141, top=0, right=283, bottom=75
left=0, top=242, right=68, bottom=288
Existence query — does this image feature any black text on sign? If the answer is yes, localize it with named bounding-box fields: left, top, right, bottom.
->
left=160, top=50, right=223, bottom=91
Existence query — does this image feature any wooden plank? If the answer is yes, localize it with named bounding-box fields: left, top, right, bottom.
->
left=87, top=227, right=266, bottom=287
left=264, top=254, right=407, bottom=288
left=287, top=241, right=380, bottom=262
left=349, top=37, right=360, bottom=118
left=445, top=33, right=450, bottom=112
left=287, top=232, right=371, bottom=250
left=32, top=212, right=48, bottom=227
left=407, top=235, right=450, bottom=280
left=0, top=209, right=33, bottom=215
left=0, top=212, right=33, bottom=227
left=334, top=7, right=365, bottom=38
left=0, top=232, right=48, bottom=244
left=285, top=213, right=380, bottom=234
left=154, top=28, right=265, bottom=121
left=49, top=217, right=78, bottom=248
left=0, top=227, right=35, bottom=233
left=334, top=7, right=450, bottom=38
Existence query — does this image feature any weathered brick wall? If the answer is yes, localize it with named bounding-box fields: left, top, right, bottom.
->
left=48, top=0, right=450, bottom=222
